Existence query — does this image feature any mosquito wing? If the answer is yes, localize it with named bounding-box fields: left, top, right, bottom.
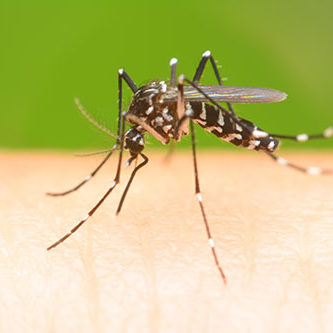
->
left=164, top=85, right=287, bottom=104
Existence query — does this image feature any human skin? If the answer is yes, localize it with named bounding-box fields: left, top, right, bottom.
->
left=0, top=152, right=332, bottom=333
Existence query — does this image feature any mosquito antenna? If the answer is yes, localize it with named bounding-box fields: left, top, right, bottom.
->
left=74, top=98, right=119, bottom=139
left=75, top=148, right=117, bottom=157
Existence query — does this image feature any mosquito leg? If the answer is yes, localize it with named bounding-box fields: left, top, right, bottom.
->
left=175, top=75, right=187, bottom=140
left=162, top=57, right=179, bottom=161
left=46, top=69, right=136, bottom=197
left=117, top=69, right=138, bottom=93
left=116, top=153, right=149, bottom=215
left=170, top=57, right=178, bottom=87
left=269, top=126, right=333, bottom=142
left=47, top=69, right=129, bottom=250
left=265, top=152, right=333, bottom=175
left=46, top=148, right=116, bottom=197
left=175, top=80, right=227, bottom=282
left=117, top=68, right=137, bottom=141
left=47, top=179, right=118, bottom=250
left=47, top=113, right=127, bottom=251
left=193, top=50, right=223, bottom=85
left=193, top=50, right=235, bottom=115
left=189, top=119, right=227, bottom=285
left=47, top=132, right=124, bottom=250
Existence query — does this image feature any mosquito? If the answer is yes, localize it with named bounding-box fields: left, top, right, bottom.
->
left=47, top=50, right=333, bottom=285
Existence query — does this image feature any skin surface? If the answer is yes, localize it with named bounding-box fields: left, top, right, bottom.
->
left=0, top=152, right=332, bottom=333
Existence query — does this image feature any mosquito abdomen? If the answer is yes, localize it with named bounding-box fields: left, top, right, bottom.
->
left=189, top=102, right=279, bottom=152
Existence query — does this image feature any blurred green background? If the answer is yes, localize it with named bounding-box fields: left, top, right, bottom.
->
left=1, top=0, right=332, bottom=150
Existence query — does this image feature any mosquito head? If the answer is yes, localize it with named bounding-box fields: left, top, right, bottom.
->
left=124, top=126, right=145, bottom=156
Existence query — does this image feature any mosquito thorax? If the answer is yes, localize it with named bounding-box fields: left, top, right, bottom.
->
left=129, top=81, right=170, bottom=111
left=126, top=80, right=179, bottom=144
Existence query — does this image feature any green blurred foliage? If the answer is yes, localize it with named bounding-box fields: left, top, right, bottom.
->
left=0, top=0, right=332, bottom=150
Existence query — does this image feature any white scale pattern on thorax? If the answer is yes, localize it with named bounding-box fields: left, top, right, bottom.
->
left=144, top=103, right=176, bottom=137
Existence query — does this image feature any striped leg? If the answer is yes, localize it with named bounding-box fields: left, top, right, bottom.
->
left=47, top=178, right=119, bottom=250
left=193, top=50, right=235, bottom=115
left=270, top=126, right=333, bottom=142
left=189, top=120, right=227, bottom=285
left=46, top=149, right=115, bottom=196
left=265, top=152, right=333, bottom=175
left=192, top=60, right=227, bottom=283
left=175, top=74, right=227, bottom=284
left=47, top=115, right=126, bottom=250
left=47, top=69, right=134, bottom=250
left=47, top=70, right=138, bottom=198
left=164, top=57, right=179, bottom=162
left=175, top=75, right=187, bottom=140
